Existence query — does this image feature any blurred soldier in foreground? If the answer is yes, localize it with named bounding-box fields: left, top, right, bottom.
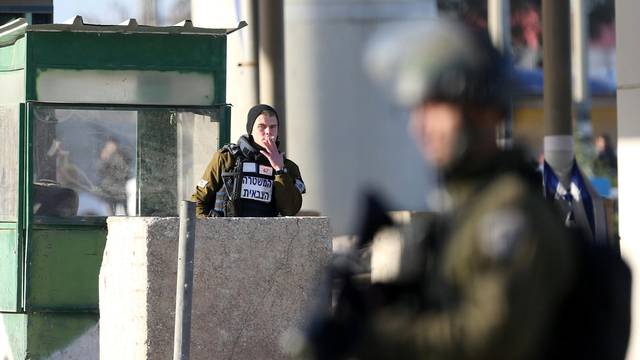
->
left=297, top=20, right=629, bottom=360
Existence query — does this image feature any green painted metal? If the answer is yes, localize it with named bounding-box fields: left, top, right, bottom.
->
left=27, top=312, right=97, bottom=359
left=0, top=224, right=19, bottom=311
left=29, top=31, right=225, bottom=70
left=1, top=313, right=27, bottom=360
left=1, top=19, right=231, bottom=358
left=220, top=105, right=232, bottom=145
left=17, top=102, right=25, bottom=312
left=25, top=227, right=106, bottom=311
left=25, top=31, right=227, bottom=104
left=1, top=312, right=97, bottom=360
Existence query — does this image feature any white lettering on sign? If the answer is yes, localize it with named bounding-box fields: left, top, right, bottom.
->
left=240, top=176, right=273, bottom=203
left=242, top=162, right=257, bottom=173
left=259, top=165, right=273, bottom=176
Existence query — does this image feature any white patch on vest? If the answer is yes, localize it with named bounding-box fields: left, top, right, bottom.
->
left=241, top=176, right=273, bottom=202
left=259, top=165, right=273, bottom=176
left=197, top=179, right=208, bottom=188
left=478, top=209, right=525, bottom=260
left=242, top=162, right=257, bottom=173
left=295, top=179, right=306, bottom=194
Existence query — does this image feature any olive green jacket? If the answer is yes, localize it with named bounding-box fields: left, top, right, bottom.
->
left=191, top=148, right=304, bottom=217
left=360, top=161, right=576, bottom=360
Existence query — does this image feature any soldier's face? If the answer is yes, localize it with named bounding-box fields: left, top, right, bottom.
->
left=251, top=114, right=279, bottom=144
left=410, top=101, right=464, bottom=169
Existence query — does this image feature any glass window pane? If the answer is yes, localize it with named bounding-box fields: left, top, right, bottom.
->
left=33, top=106, right=137, bottom=217
left=31, top=105, right=221, bottom=219
left=0, top=104, right=20, bottom=221
left=177, top=111, right=221, bottom=205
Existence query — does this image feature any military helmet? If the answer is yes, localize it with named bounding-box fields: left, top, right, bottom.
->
left=364, top=20, right=511, bottom=111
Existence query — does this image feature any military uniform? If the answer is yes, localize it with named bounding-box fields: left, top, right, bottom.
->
left=191, top=135, right=305, bottom=217
left=295, top=19, right=628, bottom=360
left=352, top=150, right=577, bottom=360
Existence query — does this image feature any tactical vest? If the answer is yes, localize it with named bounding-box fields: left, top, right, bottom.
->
left=213, top=143, right=278, bottom=217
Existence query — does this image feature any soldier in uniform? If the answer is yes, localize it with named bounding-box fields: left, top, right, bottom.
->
left=191, top=104, right=305, bottom=217
left=299, top=21, right=586, bottom=360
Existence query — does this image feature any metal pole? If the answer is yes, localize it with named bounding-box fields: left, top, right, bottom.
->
left=571, top=0, right=594, bottom=172
left=173, top=200, right=196, bottom=360
left=543, top=0, right=574, bottom=184
left=258, top=0, right=286, bottom=151
left=488, top=0, right=512, bottom=148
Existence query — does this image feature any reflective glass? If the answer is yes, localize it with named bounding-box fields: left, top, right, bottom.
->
left=32, top=105, right=221, bottom=218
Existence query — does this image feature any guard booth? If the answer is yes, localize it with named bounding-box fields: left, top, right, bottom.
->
left=0, top=16, right=238, bottom=358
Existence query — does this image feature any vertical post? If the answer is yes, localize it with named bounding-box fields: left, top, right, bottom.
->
left=243, top=0, right=260, bottom=107
left=258, top=0, right=286, bottom=151
left=173, top=200, right=196, bottom=360
left=543, top=0, right=573, bottom=185
left=571, top=0, right=594, bottom=172
left=488, top=0, right=512, bottom=148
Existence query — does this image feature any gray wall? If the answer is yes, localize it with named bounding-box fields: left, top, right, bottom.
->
left=285, top=0, right=438, bottom=235
left=100, top=216, right=331, bottom=359
left=616, top=1, right=640, bottom=358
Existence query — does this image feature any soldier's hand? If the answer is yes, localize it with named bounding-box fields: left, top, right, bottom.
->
left=259, top=136, right=285, bottom=170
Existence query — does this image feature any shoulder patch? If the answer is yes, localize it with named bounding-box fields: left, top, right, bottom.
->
left=478, top=208, right=526, bottom=260
left=197, top=179, right=208, bottom=189
left=295, top=179, right=306, bottom=194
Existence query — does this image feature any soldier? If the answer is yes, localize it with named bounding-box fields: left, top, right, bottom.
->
left=191, top=104, right=305, bottom=217
left=299, top=20, right=587, bottom=360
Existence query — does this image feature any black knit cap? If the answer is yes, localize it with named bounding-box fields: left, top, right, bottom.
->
left=246, top=104, right=279, bottom=135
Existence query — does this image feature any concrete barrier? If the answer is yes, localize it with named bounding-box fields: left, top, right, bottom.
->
left=99, top=216, right=331, bottom=360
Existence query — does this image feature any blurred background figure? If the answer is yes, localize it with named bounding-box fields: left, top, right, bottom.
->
left=46, top=139, right=96, bottom=193
left=594, top=132, right=618, bottom=180
left=97, top=137, right=133, bottom=215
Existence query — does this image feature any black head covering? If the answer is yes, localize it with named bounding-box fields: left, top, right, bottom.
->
left=246, top=104, right=279, bottom=135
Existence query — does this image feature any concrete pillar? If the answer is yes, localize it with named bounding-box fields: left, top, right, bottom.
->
left=258, top=0, right=286, bottom=150
left=616, top=1, right=640, bottom=358
left=285, top=0, right=438, bottom=235
left=191, top=0, right=258, bottom=142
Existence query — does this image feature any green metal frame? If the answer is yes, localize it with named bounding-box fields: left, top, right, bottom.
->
left=22, top=101, right=230, bottom=311
left=24, top=31, right=227, bottom=105
left=1, top=18, right=233, bottom=356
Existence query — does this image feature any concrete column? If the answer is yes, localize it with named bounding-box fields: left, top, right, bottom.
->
left=191, top=0, right=258, bottom=142
left=616, top=1, right=640, bottom=358
left=285, top=0, right=437, bottom=235
left=571, top=0, right=595, bottom=172
left=258, top=0, right=286, bottom=150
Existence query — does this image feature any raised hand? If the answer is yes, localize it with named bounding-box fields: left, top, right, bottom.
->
left=259, top=136, right=285, bottom=171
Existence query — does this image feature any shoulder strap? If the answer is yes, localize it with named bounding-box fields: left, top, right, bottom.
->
left=222, top=143, right=242, bottom=159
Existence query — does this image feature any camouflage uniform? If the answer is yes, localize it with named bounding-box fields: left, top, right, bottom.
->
left=355, top=150, right=576, bottom=360
left=191, top=140, right=304, bottom=217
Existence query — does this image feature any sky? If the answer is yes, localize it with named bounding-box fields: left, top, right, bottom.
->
left=53, top=0, right=176, bottom=25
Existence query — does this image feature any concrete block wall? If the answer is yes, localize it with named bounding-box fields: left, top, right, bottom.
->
left=99, top=216, right=331, bottom=360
